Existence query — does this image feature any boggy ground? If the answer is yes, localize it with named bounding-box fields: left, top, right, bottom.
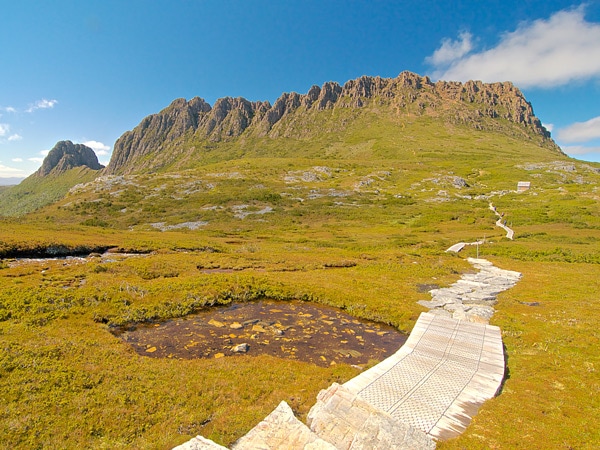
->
left=112, top=299, right=406, bottom=367
left=1, top=155, right=600, bottom=449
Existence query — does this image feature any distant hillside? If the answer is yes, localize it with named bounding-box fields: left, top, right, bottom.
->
left=0, top=177, right=25, bottom=186
left=0, top=72, right=568, bottom=217
left=106, top=71, right=562, bottom=175
left=0, top=141, right=103, bottom=216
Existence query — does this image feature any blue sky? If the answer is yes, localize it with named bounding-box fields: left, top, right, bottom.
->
left=1, top=1, right=600, bottom=181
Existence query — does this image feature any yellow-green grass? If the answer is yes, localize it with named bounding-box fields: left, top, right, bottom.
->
left=1, top=125, right=599, bottom=448
left=439, top=259, right=600, bottom=449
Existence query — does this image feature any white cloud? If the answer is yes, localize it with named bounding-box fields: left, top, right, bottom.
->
left=0, top=123, right=9, bottom=136
left=425, top=32, right=473, bottom=66
left=26, top=99, right=58, bottom=113
left=82, top=140, right=111, bottom=155
left=560, top=145, right=600, bottom=156
left=8, top=134, right=22, bottom=141
left=1, top=106, right=16, bottom=113
left=28, top=157, right=44, bottom=163
left=0, top=164, right=27, bottom=177
left=556, top=116, right=600, bottom=143
left=40, top=149, right=50, bottom=156
left=543, top=123, right=554, bottom=133
left=12, top=158, right=23, bottom=162
left=427, top=7, right=600, bottom=88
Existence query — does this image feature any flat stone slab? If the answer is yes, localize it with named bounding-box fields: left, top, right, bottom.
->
left=173, top=435, right=229, bottom=450
left=175, top=258, right=519, bottom=449
left=343, top=312, right=505, bottom=440
left=232, top=401, right=336, bottom=449
left=423, top=258, right=521, bottom=322
left=307, top=383, right=435, bottom=449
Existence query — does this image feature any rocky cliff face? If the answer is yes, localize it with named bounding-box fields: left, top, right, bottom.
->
left=106, top=71, right=559, bottom=174
left=36, top=141, right=104, bottom=177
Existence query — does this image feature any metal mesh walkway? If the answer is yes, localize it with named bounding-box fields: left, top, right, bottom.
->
left=343, top=312, right=505, bottom=440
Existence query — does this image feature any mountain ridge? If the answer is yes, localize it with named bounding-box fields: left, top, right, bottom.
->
left=106, top=71, right=561, bottom=175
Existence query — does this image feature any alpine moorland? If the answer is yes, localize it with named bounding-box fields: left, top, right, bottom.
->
left=0, top=72, right=598, bottom=449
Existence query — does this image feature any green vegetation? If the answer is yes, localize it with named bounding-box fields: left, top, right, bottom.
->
left=1, top=105, right=599, bottom=448
left=0, top=167, right=99, bottom=216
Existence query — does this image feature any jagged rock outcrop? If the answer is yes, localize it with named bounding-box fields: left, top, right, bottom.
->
left=35, top=140, right=104, bottom=177
left=106, top=71, right=561, bottom=174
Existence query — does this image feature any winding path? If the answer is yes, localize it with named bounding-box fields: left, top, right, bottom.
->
left=177, top=258, right=521, bottom=449
left=446, top=203, right=514, bottom=253
left=176, top=205, right=521, bottom=449
left=489, top=202, right=514, bottom=240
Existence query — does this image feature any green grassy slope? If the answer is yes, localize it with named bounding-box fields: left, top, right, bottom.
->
left=0, top=101, right=598, bottom=448
left=0, top=167, right=100, bottom=217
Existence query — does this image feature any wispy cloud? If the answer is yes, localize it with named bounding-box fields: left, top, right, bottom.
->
left=82, top=140, right=111, bottom=156
left=426, top=7, right=600, bottom=88
left=1, top=106, right=16, bottom=113
left=8, top=134, right=22, bottom=141
left=560, top=145, right=600, bottom=156
left=26, top=99, right=58, bottom=113
left=12, top=158, right=23, bottom=162
left=0, top=123, right=9, bottom=136
left=425, top=32, right=473, bottom=67
left=25, top=150, right=50, bottom=165
left=556, top=116, right=600, bottom=143
left=0, top=163, right=27, bottom=177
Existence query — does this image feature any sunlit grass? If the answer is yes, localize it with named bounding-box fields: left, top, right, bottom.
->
left=1, top=110, right=599, bottom=447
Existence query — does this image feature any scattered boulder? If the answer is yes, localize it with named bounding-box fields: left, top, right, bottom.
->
left=172, top=435, right=228, bottom=450
left=232, top=401, right=337, bottom=449
left=232, top=343, right=249, bottom=353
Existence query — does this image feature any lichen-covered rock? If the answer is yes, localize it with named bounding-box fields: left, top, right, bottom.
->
left=172, top=435, right=228, bottom=450
left=232, top=401, right=337, bottom=450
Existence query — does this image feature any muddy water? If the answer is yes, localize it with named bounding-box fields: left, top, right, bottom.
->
left=113, top=300, right=407, bottom=367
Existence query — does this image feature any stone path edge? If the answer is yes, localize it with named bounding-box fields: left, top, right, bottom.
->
left=174, top=258, right=521, bottom=449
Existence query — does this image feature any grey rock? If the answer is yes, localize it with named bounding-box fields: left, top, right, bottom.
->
left=172, top=435, right=228, bottom=450
left=232, top=343, right=249, bottom=353
left=232, top=401, right=336, bottom=450
left=308, top=383, right=435, bottom=450
left=36, top=140, right=104, bottom=177
left=421, top=258, right=521, bottom=323
left=106, top=72, right=561, bottom=175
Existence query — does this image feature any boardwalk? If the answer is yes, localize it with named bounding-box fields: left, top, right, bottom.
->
left=489, top=203, right=514, bottom=240
left=176, top=259, right=518, bottom=449
left=342, top=312, right=505, bottom=440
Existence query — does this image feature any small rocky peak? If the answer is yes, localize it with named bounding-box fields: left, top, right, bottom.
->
left=316, top=81, right=343, bottom=109
left=265, top=92, right=303, bottom=126
left=302, top=85, right=322, bottom=108
left=36, top=141, right=104, bottom=177
left=343, top=75, right=389, bottom=99
left=199, top=96, right=262, bottom=139
left=166, top=97, right=212, bottom=132
left=396, top=71, right=431, bottom=89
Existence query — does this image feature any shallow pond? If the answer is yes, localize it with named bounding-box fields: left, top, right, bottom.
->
left=113, top=299, right=407, bottom=367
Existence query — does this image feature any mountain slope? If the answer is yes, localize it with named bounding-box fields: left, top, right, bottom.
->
left=106, top=71, right=562, bottom=175
left=0, top=141, right=104, bottom=216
